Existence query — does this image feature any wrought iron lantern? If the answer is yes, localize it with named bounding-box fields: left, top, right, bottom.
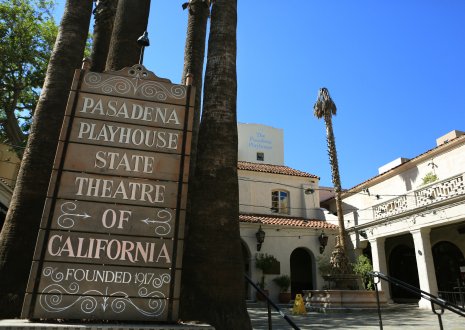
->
left=256, top=225, right=265, bottom=251
left=137, top=31, right=150, bottom=65
left=318, top=231, right=328, bottom=254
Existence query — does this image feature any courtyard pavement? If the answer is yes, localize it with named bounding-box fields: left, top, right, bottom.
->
left=248, top=303, right=465, bottom=330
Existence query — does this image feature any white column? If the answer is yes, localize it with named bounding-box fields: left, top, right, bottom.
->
left=411, top=228, right=438, bottom=309
left=369, top=237, right=391, bottom=302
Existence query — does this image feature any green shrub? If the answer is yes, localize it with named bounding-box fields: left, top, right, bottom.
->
left=352, top=255, right=374, bottom=290
left=273, top=275, right=291, bottom=292
left=422, top=172, right=438, bottom=185
left=255, top=253, right=279, bottom=273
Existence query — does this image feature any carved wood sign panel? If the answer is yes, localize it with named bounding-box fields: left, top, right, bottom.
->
left=22, top=65, right=194, bottom=322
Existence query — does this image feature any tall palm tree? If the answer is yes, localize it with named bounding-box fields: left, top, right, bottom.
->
left=181, top=0, right=210, bottom=176
left=180, top=0, right=252, bottom=328
left=105, top=0, right=151, bottom=71
left=313, top=87, right=350, bottom=273
left=90, top=0, right=118, bottom=72
left=0, top=0, right=93, bottom=318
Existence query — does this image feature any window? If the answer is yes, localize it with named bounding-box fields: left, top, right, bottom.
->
left=257, top=152, right=264, bottom=161
left=271, top=190, right=290, bottom=214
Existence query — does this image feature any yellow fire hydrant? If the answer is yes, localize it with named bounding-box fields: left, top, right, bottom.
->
left=292, top=293, right=306, bottom=315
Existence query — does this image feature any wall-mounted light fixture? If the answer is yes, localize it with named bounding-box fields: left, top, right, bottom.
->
left=256, top=225, right=265, bottom=251
left=304, top=188, right=315, bottom=195
left=318, top=231, right=328, bottom=254
left=359, top=230, right=368, bottom=239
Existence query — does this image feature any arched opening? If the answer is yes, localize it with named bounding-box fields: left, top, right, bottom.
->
left=362, top=241, right=372, bottom=263
left=241, top=240, right=251, bottom=299
left=290, top=248, right=313, bottom=298
left=389, top=244, right=420, bottom=302
left=433, top=241, right=464, bottom=292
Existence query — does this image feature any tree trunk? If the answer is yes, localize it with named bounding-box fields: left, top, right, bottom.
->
left=324, top=114, right=350, bottom=273
left=180, top=0, right=252, bottom=329
left=90, top=0, right=118, bottom=72
left=181, top=0, right=210, bottom=177
left=105, top=0, right=151, bottom=71
left=2, top=88, right=26, bottom=157
left=0, top=0, right=93, bottom=318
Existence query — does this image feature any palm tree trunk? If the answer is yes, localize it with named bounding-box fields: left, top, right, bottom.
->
left=181, top=0, right=210, bottom=177
left=90, top=0, right=118, bottom=72
left=0, top=0, right=93, bottom=318
left=105, top=0, right=151, bottom=71
left=324, top=114, right=350, bottom=273
left=180, top=0, right=252, bottom=328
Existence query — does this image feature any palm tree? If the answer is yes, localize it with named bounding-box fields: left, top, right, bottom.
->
left=90, top=0, right=118, bottom=72
left=0, top=0, right=93, bottom=318
left=105, top=0, right=151, bottom=71
left=313, top=87, right=350, bottom=274
left=180, top=0, right=252, bottom=328
left=181, top=0, right=210, bottom=176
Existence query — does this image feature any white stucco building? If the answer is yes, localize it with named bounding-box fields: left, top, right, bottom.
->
left=237, top=123, right=339, bottom=302
left=328, top=130, right=465, bottom=309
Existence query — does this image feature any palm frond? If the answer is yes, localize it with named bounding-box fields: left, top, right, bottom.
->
left=313, top=87, right=337, bottom=118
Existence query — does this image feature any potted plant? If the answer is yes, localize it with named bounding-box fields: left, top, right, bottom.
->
left=273, top=274, right=291, bottom=303
left=255, top=253, right=279, bottom=301
left=255, top=253, right=280, bottom=274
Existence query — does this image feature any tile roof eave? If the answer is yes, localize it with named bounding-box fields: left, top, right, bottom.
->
left=238, top=161, right=319, bottom=179
left=239, top=213, right=338, bottom=230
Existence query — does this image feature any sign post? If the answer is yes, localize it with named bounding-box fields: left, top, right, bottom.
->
left=22, top=64, right=194, bottom=322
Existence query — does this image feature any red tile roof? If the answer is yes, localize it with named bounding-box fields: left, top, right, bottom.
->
left=239, top=213, right=338, bottom=229
left=238, top=161, right=318, bottom=179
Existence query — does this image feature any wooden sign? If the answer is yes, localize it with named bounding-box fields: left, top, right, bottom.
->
left=22, top=64, right=194, bottom=322
left=56, top=143, right=190, bottom=181
left=41, top=199, right=185, bottom=239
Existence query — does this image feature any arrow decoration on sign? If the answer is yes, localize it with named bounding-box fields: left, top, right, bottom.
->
left=57, top=201, right=91, bottom=229
left=140, top=209, right=172, bottom=236
left=102, top=288, right=109, bottom=312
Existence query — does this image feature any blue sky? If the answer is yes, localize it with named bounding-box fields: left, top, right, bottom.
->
left=53, top=1, right=465, bottom=188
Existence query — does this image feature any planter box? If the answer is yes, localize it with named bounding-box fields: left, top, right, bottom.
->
left=304, top=290, right=387, bottom=310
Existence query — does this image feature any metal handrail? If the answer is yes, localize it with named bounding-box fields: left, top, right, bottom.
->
left=244, top=274, right=300, bottom=330
left=370, top=271, right=465, bottom=330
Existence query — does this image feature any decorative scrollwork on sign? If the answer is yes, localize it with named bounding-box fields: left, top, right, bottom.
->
left=39, top=283, right=83, bottom=312
left=42, top=267, right=64, bottom=283
left=151, top=273, right=171, bottom=289
left=39, top=285, right=167, bottom=317
left=83, top=65, right=186, bottom=100
left=140, top=209, right=172, bottom=236
left=57, top=201, right=91, bottom=229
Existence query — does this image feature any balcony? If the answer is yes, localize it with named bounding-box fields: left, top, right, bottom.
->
left=373, top=173, right=465, bottom=220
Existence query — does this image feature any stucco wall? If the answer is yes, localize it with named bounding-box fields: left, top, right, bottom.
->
left=238, top=123, right=284, bottom=165
left=238, top=170, right=319, bottom=218
left=240, top=224, right=337, bottom=301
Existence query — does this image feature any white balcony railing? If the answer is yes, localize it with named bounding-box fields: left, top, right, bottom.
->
left=373, top=173, right=465, bottom=220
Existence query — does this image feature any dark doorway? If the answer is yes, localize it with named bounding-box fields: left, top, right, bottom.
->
left=389, top=244, right=420, bottom=302
left=241, top=240, right=251, bottom=299
left=363, top=241, right=372, bottom=262
left=433, top=241, right=464, bottom=292
left=290, top=248, right=313, bottom=298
